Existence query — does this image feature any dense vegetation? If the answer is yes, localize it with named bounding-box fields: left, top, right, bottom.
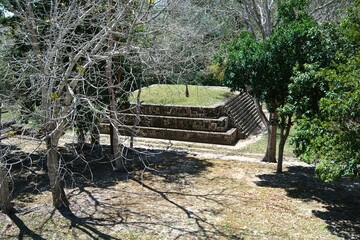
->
left=216, top=0, right=360, bottom=181
left=290, top=2, right=360, bottom=181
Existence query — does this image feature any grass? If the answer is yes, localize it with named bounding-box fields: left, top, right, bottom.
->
left=241, top=130, right=296, bottom=158
left=130, top=84, right=235, bottom=106
left=0, top=104, right=19, bottom=121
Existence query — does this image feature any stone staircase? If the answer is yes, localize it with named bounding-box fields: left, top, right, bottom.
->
left=224, top=92, right=264, bottom=138
left=100, top=92, right=264, bottom=145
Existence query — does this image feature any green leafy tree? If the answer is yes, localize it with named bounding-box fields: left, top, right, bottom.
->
left=218, top=0, right=334, bottom=172
left=291, top=1, right=360, bottom=181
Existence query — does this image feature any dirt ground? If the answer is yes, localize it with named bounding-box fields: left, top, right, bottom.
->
left=0, top=136, right=360, bottom=239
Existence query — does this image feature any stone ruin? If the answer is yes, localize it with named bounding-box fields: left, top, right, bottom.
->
left=100, top=92, right=264, bottom=145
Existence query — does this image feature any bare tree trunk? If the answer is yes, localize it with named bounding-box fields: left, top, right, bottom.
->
left=46, top=136, right=69, bottom=209
left=0, top=157, right=12, bottom=214
left=185, top=80, right=189, bottom=98
left=252, top=96, right=268, bottom=127
left=106, top=0, right=124, bottom=171
left=277, top=115, right=292, bottom=173
left=262, top=111, right=278, bottom=163
left=109, top=121, right=114, bottom=154
left=90, top=121, right=100, bottom=146
left=106, top=62, right=124, bottom=169
left=106, top=59, right=124, bottom=171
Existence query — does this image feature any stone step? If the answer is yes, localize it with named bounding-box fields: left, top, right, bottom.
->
left=130, top=103, right=225, bottom=118
left=242, top=115, right=263, bottom=136
left=225, top=92, right=251, bottom=110
left=224, top=93, right=246, bottom=109
left=245, top=118, right=264, bottom=136
left=240, top=104, right=264, bottom=133
left=224, top=92, right=264, bottom=137
left=119, top=114, right=229, bottom=132
left=229, top=98, right=254, bottom=120
left=100, top=124, right=239, bottom=145
left=235, top=107, right=259, bottom=126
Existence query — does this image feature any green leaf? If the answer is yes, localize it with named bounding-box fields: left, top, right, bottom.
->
left=50, top=92, right=59, bottom=100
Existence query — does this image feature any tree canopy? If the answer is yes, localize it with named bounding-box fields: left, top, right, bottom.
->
left=291, top=1, right=360, bottom=181
left=217, top=0, right=333, bottom=170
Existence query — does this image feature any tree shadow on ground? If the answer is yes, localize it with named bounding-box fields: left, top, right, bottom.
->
left=7, top=213, right=46, bottom=240
left=1, top=142, right=49, bottom=199
left=60, top=144, right=214, bottom=188
left=56, top=146, right=237, bottom=239
left=3, top=142, right=237, bottom=239
left=255, top=166, right=360, bottom=239
left=57, top=207, right=121, bottom=240
left=129, top=177, right=242, bottom=239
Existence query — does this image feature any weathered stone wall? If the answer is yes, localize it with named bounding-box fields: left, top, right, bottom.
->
left=100, top=124, right=238, bottom=145
left=121, top=114, right=229, bottom=132
left=130, top=103, right=225, bottom=118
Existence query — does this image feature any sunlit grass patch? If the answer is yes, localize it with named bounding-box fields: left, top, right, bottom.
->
left=130, top=84, right=235, bottom=106
left=241, top=130, right=295, bottom=158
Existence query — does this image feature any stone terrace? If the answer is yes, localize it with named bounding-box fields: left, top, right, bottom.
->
left=100, top=92, right=264, bottom=145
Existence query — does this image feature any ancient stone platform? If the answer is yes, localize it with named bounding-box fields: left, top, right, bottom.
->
left=100, top=92, right=264, bottom=145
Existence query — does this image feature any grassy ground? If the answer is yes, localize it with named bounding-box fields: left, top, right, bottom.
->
left=130, top=84, right=235, bottom=106
left=241, top=131, right=295, bottom=158
left=0, top=137, right=359, bottom=239
left=0, top=105, right=18, bottom=121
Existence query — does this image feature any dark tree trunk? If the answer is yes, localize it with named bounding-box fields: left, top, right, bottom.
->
left=0, top=105, right=13, bottom=213
left=0, top=159, right=13, bottom=214
left=46, top=137, right=69, bottom=209
left=77, top=123, right=86, bottom=145
left=262, top=112, right=278, bottom=163
left=185, top=81, right=189, bottom=98
left=277, top=116, right=292, bottom=173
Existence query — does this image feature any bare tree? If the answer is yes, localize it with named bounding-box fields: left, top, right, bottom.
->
left=2, top=0, right=163, bottom=209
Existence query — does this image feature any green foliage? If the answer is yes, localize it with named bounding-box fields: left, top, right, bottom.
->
left=339, top=1, right=360, bottom=52
left=293, top=55, right=360, bottom=181
left=277, top=0, right=309, bottom=24
left=217, top=0, right=357, bottom=176
left=0, top=25, right=13, bottom=95
left=220, top=15, right=323, bottom=112
left=285, top=23, right=340, bottom=118
left=292, top=2, right=360, bottom=181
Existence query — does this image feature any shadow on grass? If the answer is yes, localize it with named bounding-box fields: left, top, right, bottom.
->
left=57, top=207, right=121, bottom=240
left=3, top=142, right=237, bottom=239
left=130, top=177, right=242, bottom=239
left=1, top=142, right=49, bottom=200
left=255, top=166, right=360, bottom=239
left=55, top=149, right=240, bottom=239
left=7, top=213, right=46, bottom=240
